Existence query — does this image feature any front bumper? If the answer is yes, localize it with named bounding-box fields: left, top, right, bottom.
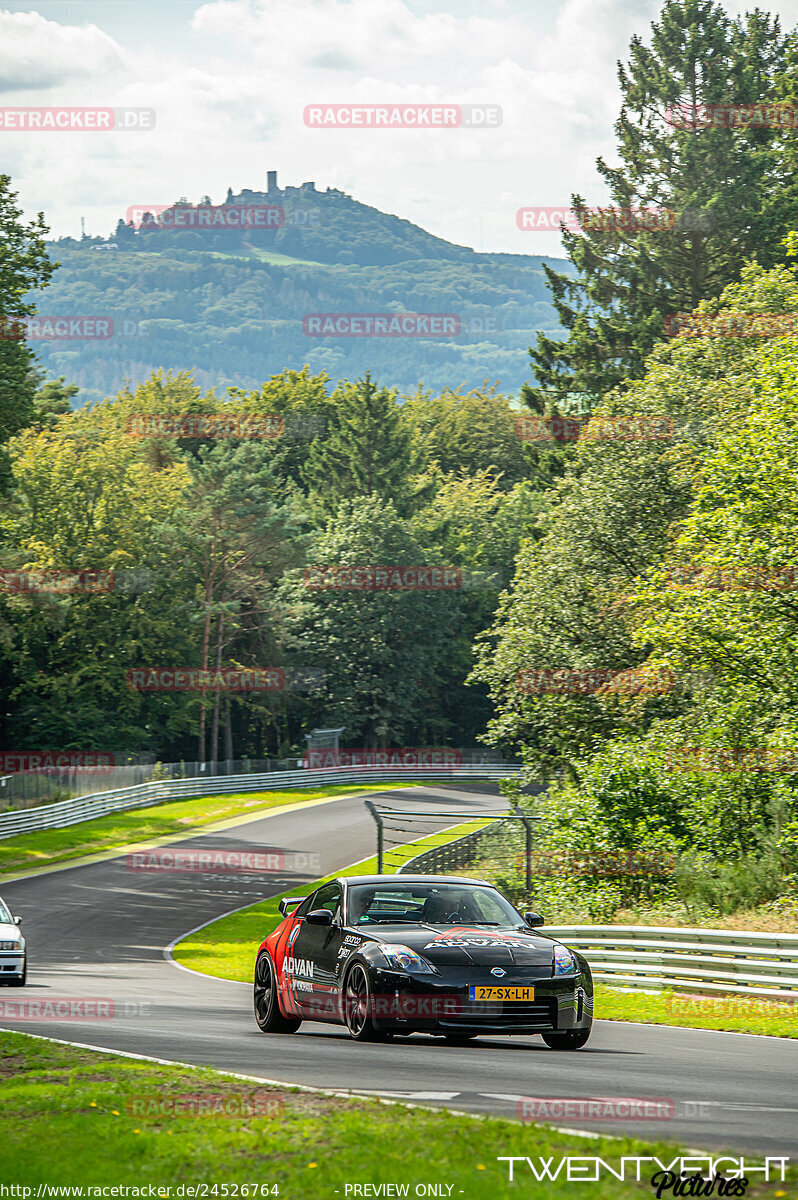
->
left=369, top=966, right=593, bottom=1034
left=0, top=950, right=25, bottom=979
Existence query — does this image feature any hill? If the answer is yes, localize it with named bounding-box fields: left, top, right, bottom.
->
left=36, top=172, right=573, bottom=401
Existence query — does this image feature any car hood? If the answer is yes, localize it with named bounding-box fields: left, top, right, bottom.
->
left=362, top=924, right=556, bottom=967
left=0, top=922, right=21, bottom=940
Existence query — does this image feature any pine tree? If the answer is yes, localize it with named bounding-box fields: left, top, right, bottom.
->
left=525, top=0, right=789, bottom=411
left=0, top=175, right=56, bottom=446
left=303, top=373, right=412, bottom=513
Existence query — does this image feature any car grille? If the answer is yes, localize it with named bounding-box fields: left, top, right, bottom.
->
left=440, top=998, right=557, bottom=1027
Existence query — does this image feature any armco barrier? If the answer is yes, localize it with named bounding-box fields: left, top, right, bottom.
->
left=0, top=765, right=519, bottom=840
left=547, top=924, right=798, bottom=1000
left=399, top=820, right=506, bottom=874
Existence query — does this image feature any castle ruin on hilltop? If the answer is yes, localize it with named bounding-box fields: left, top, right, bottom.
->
left=225, top=170, right=342, bottom=205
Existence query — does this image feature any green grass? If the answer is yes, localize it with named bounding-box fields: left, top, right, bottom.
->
left=208, top=245, right=326, bottom=266
left=4, top=1030, right=777, bottom=1198
left=0, top=785, right=407, bottom=879
left=173, top=818, right=490, bottom=982
left=596, top=985, right=798, bottom=1038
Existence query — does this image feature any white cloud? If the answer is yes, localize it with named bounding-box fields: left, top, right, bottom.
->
left=0, top=10, right=123, bottom=91
left=8, top=0, right=798, bottom=256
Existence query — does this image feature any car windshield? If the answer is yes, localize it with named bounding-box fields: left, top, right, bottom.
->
left=347, top=883, right=523, bottom=927
left=0, top=899, right=12, bottom=924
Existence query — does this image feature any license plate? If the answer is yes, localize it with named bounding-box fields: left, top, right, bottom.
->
left=468, top=985, right=535, bottom=1002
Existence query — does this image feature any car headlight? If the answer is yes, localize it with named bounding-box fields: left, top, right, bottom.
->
left=0, top=940, right=20, bottom=951
left=553, top=944, right=578, bottom=975
left=381, top=944, right=438, bottom=974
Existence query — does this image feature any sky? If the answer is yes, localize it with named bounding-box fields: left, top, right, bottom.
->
left=2, top=0, right=798, bottom=256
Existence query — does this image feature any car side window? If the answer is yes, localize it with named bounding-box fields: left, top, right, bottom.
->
left=293, top=891, right=318, bottom=918
left=312, top=882, right=342, bottom=920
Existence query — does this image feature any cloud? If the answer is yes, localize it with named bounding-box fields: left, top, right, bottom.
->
left=0, top=10, right=123, bottom=92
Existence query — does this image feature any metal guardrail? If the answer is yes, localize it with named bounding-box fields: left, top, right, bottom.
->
left=547, top=924, right=798, bottom=1000
left=0, top=764, right=520, bottom=840
left=398, top=820, right=507, bottom=875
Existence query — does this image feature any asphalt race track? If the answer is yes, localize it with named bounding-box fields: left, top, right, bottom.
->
left=1, top=783, right=797, bottom=1158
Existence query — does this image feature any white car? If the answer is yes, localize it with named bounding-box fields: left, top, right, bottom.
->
left=0, top=895, right=25, bottom=986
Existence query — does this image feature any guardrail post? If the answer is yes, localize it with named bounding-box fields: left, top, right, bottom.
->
left=513, top=807, right=533, bottom=893
left=364, top=801, right=384, bottom=874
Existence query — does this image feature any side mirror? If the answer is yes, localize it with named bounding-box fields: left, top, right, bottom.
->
left=305, top=908, right=333, bottom=926
left=524, top=911, right=544, bottom=928
left=13, top=916, right=21, bottom=926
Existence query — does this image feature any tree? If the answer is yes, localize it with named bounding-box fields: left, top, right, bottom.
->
left=277, top=497, right=462, bottom=745
left=170, top=440, right=306, bottom=763
left=0, top=419, right=194, bottom=750
left=113, top=218, right=137, bottom=247
left=400, top=387, right=532, bottom=489
left=526, top=0, right=790, bottom=410
left=30, top=376, right=79, bottom=428
left=0, top=175, right=57, bottom=456
left=303, top=373, right=412, bottom=514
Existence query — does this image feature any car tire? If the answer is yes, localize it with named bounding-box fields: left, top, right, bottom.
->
left=541, top=1025, right=591, bottom=1050
left=9, top=961, right=26, bottom=988
left=343, top=963, right=388, bottom=1042
left=254, top=951, right=301, bottom=1033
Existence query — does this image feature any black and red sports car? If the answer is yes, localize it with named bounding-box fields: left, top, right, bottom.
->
left=253, top=874, right=593, bottom=1046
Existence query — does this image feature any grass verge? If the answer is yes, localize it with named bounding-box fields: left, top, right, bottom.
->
left=172, top=818, right=489, bottom=982
left=5, top=1030, right=781, bottom=1198
left=595, top=985, right=798, bottom=1039
left=0, top=785, right=408, bottom=879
